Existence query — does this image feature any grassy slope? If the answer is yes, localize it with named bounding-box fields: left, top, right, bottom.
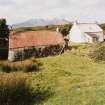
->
left=1, top=44, right=105, bottom=105
left=28, top=46, right=105, bottom=105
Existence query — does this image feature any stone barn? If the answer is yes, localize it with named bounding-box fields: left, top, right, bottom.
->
left=8, top=31, right=65, bottom=61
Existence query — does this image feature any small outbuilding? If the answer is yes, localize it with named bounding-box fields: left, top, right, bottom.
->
left=8, top=31, right=65, bottom=61
left=69, top=22, right=104, bottom=43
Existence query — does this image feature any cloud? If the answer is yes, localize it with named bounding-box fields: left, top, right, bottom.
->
left=0, top=0, right=14, bottom=6
left=0, top=0, right=105, bottom=24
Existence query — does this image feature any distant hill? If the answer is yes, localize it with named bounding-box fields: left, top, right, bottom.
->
left=12, top=18, right=71, bottom=29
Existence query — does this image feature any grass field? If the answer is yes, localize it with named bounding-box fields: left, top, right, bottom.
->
left=1, top=44, right=105, bottom=105
left=27, top=44, right=105, bottom=105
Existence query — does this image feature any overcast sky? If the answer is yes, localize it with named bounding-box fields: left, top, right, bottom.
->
left=0, top=0, right=105, bottom=24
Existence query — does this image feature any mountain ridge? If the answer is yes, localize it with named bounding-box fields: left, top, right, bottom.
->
left=12, top=18, right=72, bottom=29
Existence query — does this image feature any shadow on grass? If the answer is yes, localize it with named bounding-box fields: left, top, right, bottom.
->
left=33, top=88, right=54, bottom=105
left=0, top=85, right=54, bottom=105
left=0, top=73, right=54, bottom=105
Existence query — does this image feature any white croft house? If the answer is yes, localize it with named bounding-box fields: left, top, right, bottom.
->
left=69, top=22, right=104, bottom=43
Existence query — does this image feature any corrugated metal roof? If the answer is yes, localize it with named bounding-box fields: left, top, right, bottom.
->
left=77, top=23, right=103, bottom=32
left=9, top=31, right=65, bottom=49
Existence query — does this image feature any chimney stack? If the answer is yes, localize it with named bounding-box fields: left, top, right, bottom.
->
left=56, top=27, right=59, bottom=32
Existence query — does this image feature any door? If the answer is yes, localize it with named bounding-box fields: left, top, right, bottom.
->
left=92, top=37, right=98, bottom=42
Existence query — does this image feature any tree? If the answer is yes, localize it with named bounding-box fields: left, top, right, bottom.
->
left=0, top=19, right=9, bottom=39
left=59, top=24, right=72, bottom=37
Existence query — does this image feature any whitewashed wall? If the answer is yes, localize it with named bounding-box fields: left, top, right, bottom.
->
left=69, top=25, right=87, bottom=43
left=96, top=32, right=104, bottom=42
left=8, top=50, right=15, bottom=62
left=84, top=33, right=93, bottom=43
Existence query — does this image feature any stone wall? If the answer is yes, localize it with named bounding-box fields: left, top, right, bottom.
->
left=8, top=44, right=65, bottom=61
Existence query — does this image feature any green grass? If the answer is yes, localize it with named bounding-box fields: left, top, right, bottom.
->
left=27, top=46, right=105, bottom=105
left=1, top=44, right=105, bottom=105
left=14, top=24, right=71, bottom=33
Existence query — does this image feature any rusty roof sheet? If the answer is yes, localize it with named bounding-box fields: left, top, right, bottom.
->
left=9, top=31, right=65, bottom=49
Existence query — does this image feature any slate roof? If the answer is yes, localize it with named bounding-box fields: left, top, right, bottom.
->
left=77, top=23, right=103, bottom=33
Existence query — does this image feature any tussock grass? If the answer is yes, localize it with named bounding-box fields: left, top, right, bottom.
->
left=0, top=58, right=42, bottom=72
left=0, top=73, right=34, bottom=105
left=88, top=42, right=105, bottom=62
left=0, top=72, right=53, bottom=105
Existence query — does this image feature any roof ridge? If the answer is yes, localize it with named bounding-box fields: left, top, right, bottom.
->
left=77, top=23, right=97, bottom=24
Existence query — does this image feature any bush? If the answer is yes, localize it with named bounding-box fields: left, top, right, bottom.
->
left=32, top=84, right=53, bottom=104
left=88, top=43, right=105, bottom=62
left=23, top=63, right=39, bottom=72
left=0, top=73, right=34, bottom=105
left=0, top=64, right=12, bottom=73
left=0, top=59, right=41, bottom=73
left=0, top=48, right=8, bottom=59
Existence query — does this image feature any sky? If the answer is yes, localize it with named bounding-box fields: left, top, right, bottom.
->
left=0, top=0, right=105, bottom=24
